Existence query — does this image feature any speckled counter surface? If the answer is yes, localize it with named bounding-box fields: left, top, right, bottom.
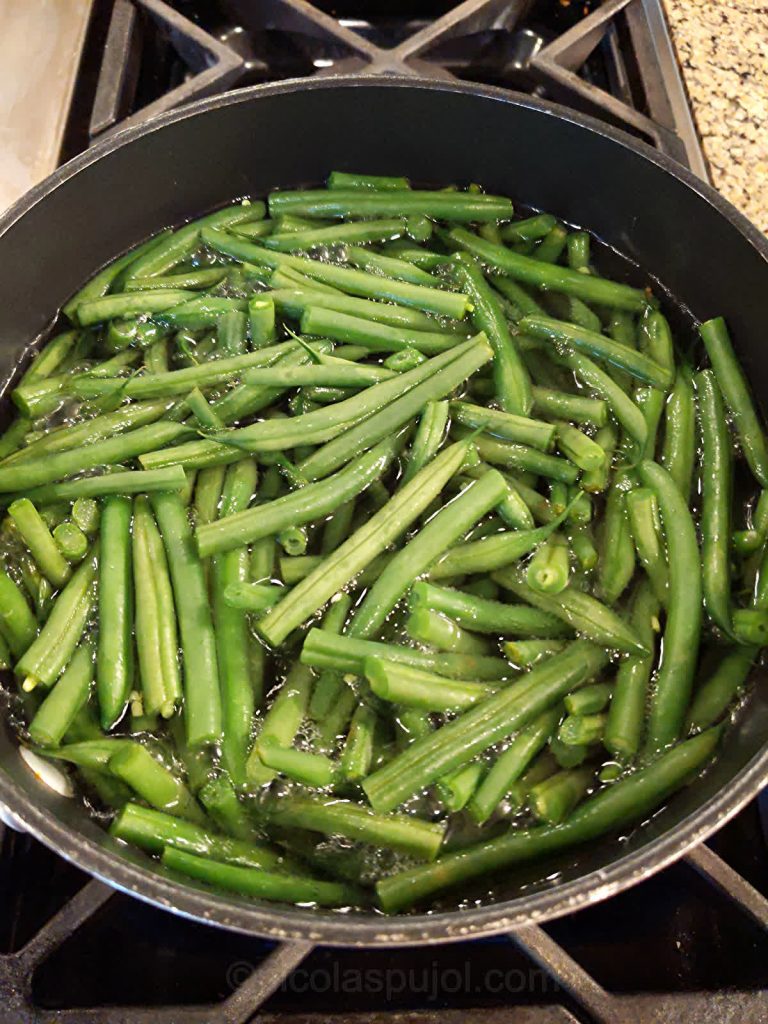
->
left=664, top=0, right=767, bottom=233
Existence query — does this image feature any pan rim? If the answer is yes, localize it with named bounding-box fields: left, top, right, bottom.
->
left=0, top=74, right=767, bottom=947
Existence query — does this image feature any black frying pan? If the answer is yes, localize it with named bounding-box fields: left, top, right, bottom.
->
left=0, top=78, right=767, bottom=946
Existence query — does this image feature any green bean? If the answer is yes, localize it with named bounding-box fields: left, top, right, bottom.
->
left=553, top=350, right=647, bottom=452
left=558, top=712, right=606, bottom=746
left=0, top=569, right=37, bottom=656
left=376, top=726, right=720, bottom=911
left=258, top=439, right=472, bottom=646
left=382, top=241, right=449, bottom=270
left=61, top=233, right=170, bottom=319
left=268, top=793, right=446, bottom=862
left=0, top=417, right=32, bottom=461
left=626, top=487, right=668, bottom=604
left=26, top=642, right=93, bottom=747
left=637, top=460, right=701, bottom=753
left=301, top=628, right=512, bottom=681
left=266, top=218, right=407, bottom=252
left=141, top=339, right=477, bottom=472
left=439, top=762, right=485, bottom=812
left=340, top=704, right=377, bottom=782
left=581, top=423, right=617, bottom=493
left=156, top=296, right=248, bottom=331
left=300, top=306, right=458, bottom=355
left=733, top=530, right=762, bottom=556
left=8, top=498, right=71, bottom=587
left=268, top=188, right=512, bottom=222
left=453, top=428, right=579, bottom=484
left=565, top=682, right=612, bottom=716
left=503, top=639, right=566, bottom=668
left=246, top=663, right=314, bottom=787
left=279, top=555, right=321, bottom=584
left=308, top=596, right=357, bottom=724
left=244, top=296, right=273, bottom=347
left=363, top=640, right=608, bottom=813
left=507, top=750, right=558, bottom=810
left=107, top=744, right=204, bottom=824
left=464, top=465, right=535, bottom=529
left=215, top=309, right=247, bottom=355
left=406, top=608, right=491, bottom=655
left=314, top=680, right=357, bottom=752
left=190, top=777, right=253, bottom=841
left=125, top=203, right=262, bottom=281
left=196, top=435, right=400, bottom=557
left=700, top=317, right=768, bottom=487
left=0, top=421, right=193, bottom=493
left=278, top=524, right=307, bottom=556
left=732, top=608, right=768, bottom=646
left=527, top=534, right=569, bottom=594
left=344, top=245, right=437, bottom=286
left=686, top=646, right=757, bottom=731
left=39, top=503, right=69, bottom=529
left=603, top=581, right=659, bottom=761
left=270, top=286, right=457, bottom=333
left=256, top=741, right=337, bottom=788
left=409, top=582, right=568, bottom=637
left=467, top=707, right=560, bottom=824
left=529, top=766, right=592, bottom=824
left=96, top=497, right=134, bottom=729
left=368, top=655, right=499, bottom=712
left=597, top=479, right=635, bottom=605
left=162, top=846, right=359, bottom=907
left=383, top=348, right=426, bottom=372
left=555, top=422, right=605, bottom=473
left=242, top=361, right=395, bottom=389
left=402, top=400, right=449, bottom=485
left=501, top=214, right=557, bottom=244
left=53, top=520, right=88, bottom=562
left=1, top=400, right=171, bottom=467
left=74, top=289, right=197, bottom=326
left=212, top=459, right=259, bottom=787
left=531, top=386, right=607, bottom=428
left=494, top=571, right=647, bottom=654
left=152, top=492, right=221, bottom=747
left=132, top=497, right=181, bottom=718
left=9, top=466, right=187, bottom=508
left=566, top=231, right=591, bottom=272
left=125, top=268, right=229, bottom=293
left=186, top=387, right=224, bottom=431
left=522, top=314, right=671, bottom=390
left=567, top=517, right=597, bottom=568
left=450, top=401, right=554, bottom=451
left=202, top=228, right=470, bottom=319
left=110, top=802, right=287, bottom=871
left=429, top=501, right=573, bottom=578
left=532, top=224, right=567, bottom=264
left=450, top=254, right=532, bottom=415
left=347, top=470, right=508, bottom=639
left=19, top=330, right=79, bottom=387
left=222, top=582, right=284, bottom=612
left=449, top=227, right=647, bottom=311
left=661, top=364, right=695, bottom=497
left=233, top=220, right=274, bottom=240
left=327, top=171, right=411, bottom=191
left=695, top=370, right=734, bottom=635
left=12, top=347, right=138, bottom=418
left=73, top=343, right=290, bottom=402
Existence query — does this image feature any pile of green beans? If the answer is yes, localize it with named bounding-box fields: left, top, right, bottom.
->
left=1, top=174, right=764, bottom=915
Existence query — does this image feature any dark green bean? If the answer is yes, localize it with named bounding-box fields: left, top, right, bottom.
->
left=376, top=727, right=720, bottom=911
left=638, top=460, right=702, bottom=754
left=695, top=370, right=734, bottom=635
left=699, top=317, right=768, bottom=487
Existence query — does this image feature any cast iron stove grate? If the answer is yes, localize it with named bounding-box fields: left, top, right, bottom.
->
left=4, top=0, right=766, bottom=1021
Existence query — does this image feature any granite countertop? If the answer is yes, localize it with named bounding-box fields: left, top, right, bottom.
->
left=664, top=0, right=768, bottom=233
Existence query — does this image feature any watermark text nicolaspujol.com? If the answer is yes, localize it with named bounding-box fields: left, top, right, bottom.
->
left=227, top=958, right=558, bottom=1001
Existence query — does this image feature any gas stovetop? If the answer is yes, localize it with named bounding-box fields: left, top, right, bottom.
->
left=1, top=1, right=766, bottom=1021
